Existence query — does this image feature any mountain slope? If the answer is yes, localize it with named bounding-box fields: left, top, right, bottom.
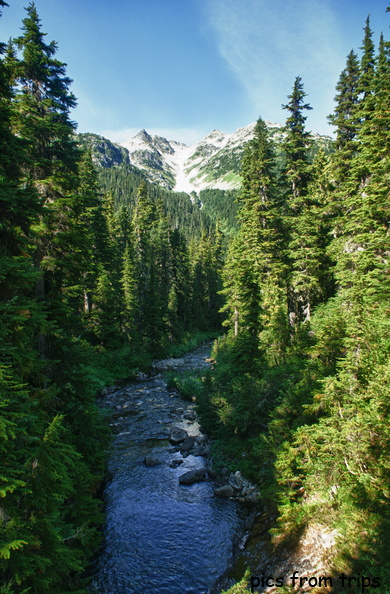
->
left=78, top=122, right=334, bottom=194
left=120, top=122, right=267, bottom=192
left=121, top=121, right=333, bottom=193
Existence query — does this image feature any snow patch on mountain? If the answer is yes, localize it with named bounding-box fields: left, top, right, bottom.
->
left=80, top=121, right=332, bottom=195
left=120, top=121, right=277, bottom=193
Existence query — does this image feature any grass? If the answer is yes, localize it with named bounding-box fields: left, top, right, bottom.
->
left=164, top=369, right=205, bottom=401
left=77, top=341, right=152, bottom=394
left=164, top=330, right=219, bottom=358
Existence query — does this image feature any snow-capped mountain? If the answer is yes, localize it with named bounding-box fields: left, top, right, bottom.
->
left=78, top=122, right=333, bottom=194
left=120, top=121, right=284, bottom=193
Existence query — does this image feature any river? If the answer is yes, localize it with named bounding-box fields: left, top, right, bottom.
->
left=89, top=343, right=246, bottom=594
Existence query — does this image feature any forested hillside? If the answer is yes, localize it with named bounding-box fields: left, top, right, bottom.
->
left=78, top=124, right=333, bottom=236
left=196, top=14, right=390, bottom=592
left=0, top=3, right=223, bottom=592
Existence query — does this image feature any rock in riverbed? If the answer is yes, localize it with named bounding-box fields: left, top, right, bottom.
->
left=143, top=456, right=161, bottom=467
left=169, top=459, right=184, bottom=468
left=214, top=485, right=235, bottom=498
left=179, top=436, right=197, bottom=454
left=169, top=427, right=188, bottom=445
left=179, top=468, right=207, bottom=485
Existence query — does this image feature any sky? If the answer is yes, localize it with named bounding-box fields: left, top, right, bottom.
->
left=0, top=0, right=388, bottom=146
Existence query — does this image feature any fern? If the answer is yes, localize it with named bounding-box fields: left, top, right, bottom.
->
left=0, top=540, right=28, bottom=560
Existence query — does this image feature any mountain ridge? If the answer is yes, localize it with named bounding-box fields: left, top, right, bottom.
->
left=78, top=121, right=333, bottom=194
left=121, top=121, right=276, bottom=193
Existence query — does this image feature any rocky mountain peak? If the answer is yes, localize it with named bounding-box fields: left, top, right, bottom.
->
left=152, top=135, right=176, bottom=155
left=203, top=129, right=226, bottom=144
left=135, top=129, right=153, bottom=143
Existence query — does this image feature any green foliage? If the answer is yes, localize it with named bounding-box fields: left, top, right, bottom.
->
left=0, top=3, right=226, bottom=588
left=2, top=1, right=390, bottom=591
left=92, top=160, right=213, bottom=242
left=282, top=76, right=313, bottom=200
left=200, top=13, right=390, bottom=589
left=165, top=330, right=219, bottom=357
left=220, top=568, right=251, bottom=593
left=199, top=188, right=239, bottom=236
left=165, top=370, right=204, bottom=402
left=220, top=117, right=289, bottom=359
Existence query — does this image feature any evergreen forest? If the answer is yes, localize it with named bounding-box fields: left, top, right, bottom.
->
left=1, top=2, right=390, bottom=592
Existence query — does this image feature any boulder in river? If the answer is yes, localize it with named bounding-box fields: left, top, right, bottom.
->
left=169, top=459, right=184, bottom=468
left=178, top=468, right=207, bottom=485
left=214, top=485, right=235, bottom=498
left=136, top=372, right=148, bottom=381
left=169, top=427, right=188, bottom=445
left=143, top=456, right=161, bottom=467
left=179, top=436, right=197, bottom=454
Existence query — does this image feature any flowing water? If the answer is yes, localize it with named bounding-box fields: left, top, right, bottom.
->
left=89, top=343, right=245, bottom=594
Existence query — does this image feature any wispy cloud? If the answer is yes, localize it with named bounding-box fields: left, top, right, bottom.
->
left=205, top=0, right=344, bottom=133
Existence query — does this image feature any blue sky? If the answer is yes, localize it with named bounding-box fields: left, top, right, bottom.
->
left=0, top=0, right=388, bottom=145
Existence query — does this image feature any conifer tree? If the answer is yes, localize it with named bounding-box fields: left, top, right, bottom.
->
left=121, top=240, right=138, bottom=340
left=0, top=5, right=46, bottom=584
left=221, top=118, right=289, bottom=360
left=190, top=229, right=223, bottom=332
left=282, top=17, right=390, bottom=573
left=131, top=181, right=157, bottom=337
left=168, top=228, right=192, bottom=339
left=328, top=50, right=360, bottom=168
left=358, top=16, right=376, bottom=100
left=282, top=76, right=313, bottom=202
left=288, top=150, right=333, bottom=324
left=12, top=2, right=79, bottom=194
left=1, top=7, right=108, bottom=590
left=8, top=2, right=81, bottom=360
left=143, top=207, right=172, bottom=354
left=329, top=27, right=390, bottom=302
left=220, top=233, right=246, bottom=339
left=282, top=78, right=316, bottom=330
left=76, top=151, right=104, bottom=318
